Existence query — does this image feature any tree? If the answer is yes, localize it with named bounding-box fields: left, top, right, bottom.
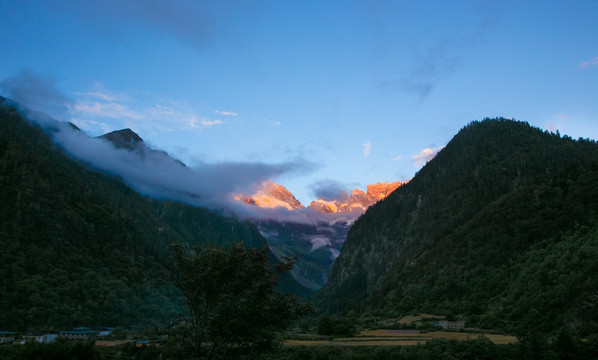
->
left=171, top=242, right=314, bottom=359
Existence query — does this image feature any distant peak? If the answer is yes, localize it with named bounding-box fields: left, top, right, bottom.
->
left=234, top=180, right=405, bottom=217
left=98, top=128, right=144, bottom=150
left=233, top=181, right=305, bottom=211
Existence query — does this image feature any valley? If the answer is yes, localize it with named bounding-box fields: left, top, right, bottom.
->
left=2, top=98, right=598, bottom=359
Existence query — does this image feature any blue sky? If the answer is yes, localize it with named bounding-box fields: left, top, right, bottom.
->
left=1, top=0, right=597, bottom=205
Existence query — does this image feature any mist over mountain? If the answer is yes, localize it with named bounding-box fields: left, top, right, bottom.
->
left=3, top=97, right=315, bottom=217
left=318, top=118, right=598, bottom=336
left=1, top=95, right=399, bottom=293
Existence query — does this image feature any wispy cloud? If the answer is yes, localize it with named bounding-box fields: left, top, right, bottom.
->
left=189, top=117, right=223, bottom=128
left=363, top=141, right=371, bottom=156
left=309, top=179, right=348, bottom=201
left=579, top=56, right=598, bottom=68
left=200, top=119, right=223, bottom=127
left=72, top=100, right=142, bottom=120
left=68, top=83, right=226, bottom=135
left=373, top=3, right=500, bottom=101
left=0, top=73, right=227, bottom=137
left=412, top=146, right=444, bottom=166
left=393, top=155, right=403, bottom=161
left=214, top=110, right=238, bottom=116
left=0, top=70, right=71, bottom=119
left=16, top=105, right=317, bottom=217
left=271, top=121, right=281, bottom=127
left=57, top=0, right=215, bottom=48
left=70, top=118, right=113, bottom=134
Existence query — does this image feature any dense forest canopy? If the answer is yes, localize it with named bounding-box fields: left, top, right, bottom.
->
left=0, top=97, right=283, bottom=330
left=318, top=118, right=598, bottom=336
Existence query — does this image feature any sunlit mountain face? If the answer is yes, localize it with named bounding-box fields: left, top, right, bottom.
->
left=235, top=180, right=405, bottom=216
left=233, top=181, right=305, bottom=211
left=234, top=180, right=406, bottom=289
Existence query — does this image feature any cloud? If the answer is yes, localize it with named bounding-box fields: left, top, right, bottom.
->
left=393, top=155, right=403, bottom=161
left=579, top=56, right=598, bottom=68
left=54, top=0, right=215, bottom=47
left=0, top=70, right=71, bottom=119
left=310, top=180, right=348, bottom=201
left=15, top=106, right=316, bottom=215
left=68, top=83, right=225, bottom=135
left=188, top=117, right=223, bottom=128
left=70, top=118, right=113, bottom=134
left=412, top=146, right=444, bottom=166
left=214, top=110, right=238, bottom=116
left=200, top=119, right=223, bottom=127
left=72, top=100, right=142, bottom=120
left=363, top=141, right=371, bottom=156
left=271, top=121, right=281, bottom=127
left=373, top=3, right=500, bottom=101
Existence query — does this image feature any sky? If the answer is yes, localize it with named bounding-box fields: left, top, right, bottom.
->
left=1, top=0, right=598, bottom=205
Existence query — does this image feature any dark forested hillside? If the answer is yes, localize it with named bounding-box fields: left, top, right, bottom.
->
left=0, top=97, right=272, bottom=330
left=318, top=118, right=598, bottom=335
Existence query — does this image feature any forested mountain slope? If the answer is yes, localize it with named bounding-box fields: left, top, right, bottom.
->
left=0, top=97, right=272, bottom=330
left=318, top=118, right=598, bottom=335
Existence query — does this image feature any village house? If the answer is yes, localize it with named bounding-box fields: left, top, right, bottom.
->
left=435, top=320, right=466, bottom=330
left=22, top=332, right=58, bottom=344
left=0, top=331, right=15, bottom=344
left=59, top=327, right=101, bottom=340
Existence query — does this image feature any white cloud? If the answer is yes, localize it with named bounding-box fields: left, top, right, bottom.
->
left=200, top=119, right=223, bottom=127
left=579, top=56, right=598, bottom=68
left=68, top=84, right=227, bottom=135
left=72, top=101, right=142, bottom=120
left=363, top=141, right=371, bottom=156
left=214, top=110, right=238, bottom=116
left=71, top=118, right=112, bottom=134
left=271, top=121, right=281, bottom=127
left=393, top=155, right=403, bottom=161
left=412, top=146, right=444, bottom=166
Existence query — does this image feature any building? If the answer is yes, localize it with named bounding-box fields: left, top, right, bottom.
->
left=98, top=327, right=115, bottom=337
left=435, top=321, right=465, bottom=330
left=22, top=333, right=58, bottom=343
left=59, top=327, right=101, bottom=340
left=0, top=331, right=15, bottom=344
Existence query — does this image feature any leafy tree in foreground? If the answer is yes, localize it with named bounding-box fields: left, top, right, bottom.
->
left=171, top=242, right=314, bottom=360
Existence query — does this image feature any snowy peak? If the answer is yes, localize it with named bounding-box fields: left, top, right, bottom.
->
left=234, top=181, right=305, bottom=210
left=235, top=180, right=404, bottom=215
left=308, top=181, right=404, bottom=215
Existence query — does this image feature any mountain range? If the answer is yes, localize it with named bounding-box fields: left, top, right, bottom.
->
left=233, top=180, right=404, bottom=289
left=235, top=180, right=403, bottom=215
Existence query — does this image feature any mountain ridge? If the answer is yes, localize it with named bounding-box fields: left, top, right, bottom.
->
left=318, top=118, right=598, bottom=335
left=236, top=180, right=404, bottom=215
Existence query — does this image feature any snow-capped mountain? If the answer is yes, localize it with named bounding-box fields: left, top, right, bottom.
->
left=236, top=180, right=404, bottom=216
left=233, top=180, right=304, bottom=210
left=233, top=180, right=405, bottom=289
left=307, top=181, right=403, bottom=214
